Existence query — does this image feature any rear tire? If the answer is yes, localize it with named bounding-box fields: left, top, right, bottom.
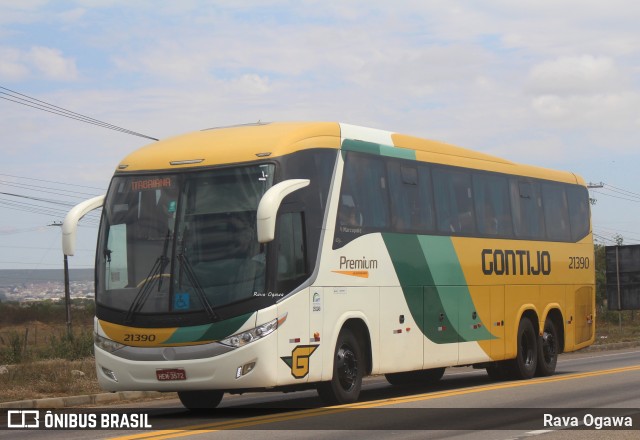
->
left=317, top=328, right=364, bottom=405
left=178, top=390, right=224, bottom=410
left=385, top=368, right=445, bottom=386
left=536, top=318, right=559, bottom=377
left=508, top=317, right=538, bottom=380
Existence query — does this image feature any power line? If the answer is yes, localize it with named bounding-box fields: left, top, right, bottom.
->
left=605, top=183, right=640, bottom=199
left=590, top=189, right=640, bottom=204
left=1, top=191, right=77, bottom=207
left=0, top=173, right=106, bottom=191
left=0, top=180, right=101, bottom=199
left=0, top=85, right=159, bottom=141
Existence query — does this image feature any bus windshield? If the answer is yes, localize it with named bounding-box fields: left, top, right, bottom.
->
left=96, top=164, right=275, bottom=322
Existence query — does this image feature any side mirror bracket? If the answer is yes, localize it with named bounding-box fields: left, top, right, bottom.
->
left=62, top=195, right=106, bottom=256
left=257, top=179, right=310, bottom=243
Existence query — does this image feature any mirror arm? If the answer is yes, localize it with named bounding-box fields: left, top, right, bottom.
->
left=257, top=179, right=310, bottom=243
left=62, top=195, right=106, bottom=256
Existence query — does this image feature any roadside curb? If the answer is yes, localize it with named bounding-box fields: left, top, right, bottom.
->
left=0, top=391, right=167, bottom=410
left=2, top=341, right=639, bottom=409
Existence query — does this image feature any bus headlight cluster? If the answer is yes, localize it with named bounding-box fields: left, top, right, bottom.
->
left=94, top=333, right=125, bottom=353
left=220, top=317, right=279, bottom=348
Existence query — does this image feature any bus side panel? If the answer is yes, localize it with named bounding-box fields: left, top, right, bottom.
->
left=504, top=285, right=539, bottom=359
left=276, top=289, right=314, bottom=386
left=459, top=285, right=494, bottom=364
left=490, top=285, right=506, bottom=360
left=423, top=286, right=458, bottom=367
left=573, top=285, right=596, bottom=349
left=379, top=286, right=423, bottom=373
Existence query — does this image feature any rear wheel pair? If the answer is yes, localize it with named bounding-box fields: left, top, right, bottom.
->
left=486, top=316, right=558, bottom=380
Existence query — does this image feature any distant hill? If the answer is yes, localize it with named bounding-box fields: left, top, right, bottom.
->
left=0, top=269, right=94, bottom=286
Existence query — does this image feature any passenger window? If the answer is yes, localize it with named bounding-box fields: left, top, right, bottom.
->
left=567, top=185, right=590, bottom=242
left=433, top=168, right=475, bottom=234
left=473, top=173, right=513, bottom=237
left=541, top=183, right=571, bottom=241
left=334, top=152, right=390, bottom=248
left=510, top=180, right=545, bottom=239
left=387, top=162, right=435, bottom=233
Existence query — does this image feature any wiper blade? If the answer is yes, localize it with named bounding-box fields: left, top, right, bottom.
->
left=125, top=230, right=171, bottom=324
left=177, top=253, right=218, bottom=321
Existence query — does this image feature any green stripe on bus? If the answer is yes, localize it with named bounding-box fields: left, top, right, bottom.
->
left=417, top=235, right=494, bottom=342
left=342, top=139, right=416, bottom=160
left=382, top=233, right=494, bottom=343
left=164, top=312, right=254, bottom=344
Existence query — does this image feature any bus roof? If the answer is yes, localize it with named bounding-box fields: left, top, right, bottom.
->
left=116, top=121, right=582, bottom=185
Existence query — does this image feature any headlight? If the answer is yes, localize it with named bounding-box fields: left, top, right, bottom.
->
left=219, top=316, right=283, bottom=348
left=94, top=333, right=125, bottom=353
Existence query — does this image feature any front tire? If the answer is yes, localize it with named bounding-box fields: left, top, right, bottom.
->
left=536, top=318, right=559, bottom=377
left=317, top=328, right=363, bottom=404
left=178, top=390, right=224, bottom=410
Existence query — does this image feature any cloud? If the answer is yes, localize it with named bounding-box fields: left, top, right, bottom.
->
left=525, top=56, right=638, bottom=129
left=0, top=47, right=29, bottom=80
left=527, top=55, right=628, bottom=96
left=27, top=46, right=78, bottom=80
left=0, top=45, right=78, bottom=81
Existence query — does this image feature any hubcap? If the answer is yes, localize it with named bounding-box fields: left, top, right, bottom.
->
left=336, top=344, right=358, bottom=391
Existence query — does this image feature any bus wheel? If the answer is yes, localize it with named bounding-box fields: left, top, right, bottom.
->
left=385, top=368, right=445, bottom=386
left=317, top=328, right=363, bottom=404
left=536, top=319, right=558, bottom=377
left=509, top=317, right=538, bottom=380
left=178, top=390, right=224, bottom=410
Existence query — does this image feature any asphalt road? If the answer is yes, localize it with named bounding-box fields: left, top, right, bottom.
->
left=3, top=347, right=639, bottom=439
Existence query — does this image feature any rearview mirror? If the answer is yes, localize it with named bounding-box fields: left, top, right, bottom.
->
left=62, top=195, right=105, bottom=255
left=256, top=179, right=310, bottom=243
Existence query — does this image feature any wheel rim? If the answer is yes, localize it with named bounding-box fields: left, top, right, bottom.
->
left=336, top=344, right=358, bottom=391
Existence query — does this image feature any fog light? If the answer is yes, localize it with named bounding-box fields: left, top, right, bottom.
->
left=102, top=366, right=118, bottom=382
left=242, top=362, right=256, bottom=375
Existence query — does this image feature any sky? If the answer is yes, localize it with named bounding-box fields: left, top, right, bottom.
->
left=1, top=0, right=640, bottom=271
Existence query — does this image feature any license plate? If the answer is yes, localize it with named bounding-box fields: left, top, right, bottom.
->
left=156, top=368, right=187, bottom=381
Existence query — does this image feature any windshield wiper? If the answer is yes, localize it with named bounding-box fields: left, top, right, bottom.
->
left=177, top=253, right=218, bottom=321
left=125, top=230, right=171, bottom=324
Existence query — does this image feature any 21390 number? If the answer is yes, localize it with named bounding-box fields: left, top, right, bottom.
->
left=569, top=256, right=590, bottom=270
left=123, top=333, right=157, bottom=342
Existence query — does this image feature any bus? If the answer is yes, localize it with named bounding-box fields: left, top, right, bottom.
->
left=62, top=122, right=595, bottom=409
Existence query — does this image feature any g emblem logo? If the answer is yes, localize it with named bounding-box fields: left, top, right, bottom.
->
left=281, top=345, right=318, bottom=378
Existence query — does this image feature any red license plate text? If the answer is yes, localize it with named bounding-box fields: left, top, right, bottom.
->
left=156, top=368, right=187, bottom=381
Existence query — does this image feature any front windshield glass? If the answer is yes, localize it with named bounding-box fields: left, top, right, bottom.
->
left=173, top=165, right=274, bottom=315
left=96, top=165, right=274, bottom=320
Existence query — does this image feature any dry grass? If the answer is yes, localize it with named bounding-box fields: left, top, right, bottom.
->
left=594, top=311, right=640, bottom=344
left=0, top=358, right=101, bottom=403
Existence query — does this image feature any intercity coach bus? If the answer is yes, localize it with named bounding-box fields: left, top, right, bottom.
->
left=62, top=122, right=595, bottom=409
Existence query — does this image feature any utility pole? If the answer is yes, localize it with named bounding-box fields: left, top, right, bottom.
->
left=49, top=221, right=72, bottom=339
